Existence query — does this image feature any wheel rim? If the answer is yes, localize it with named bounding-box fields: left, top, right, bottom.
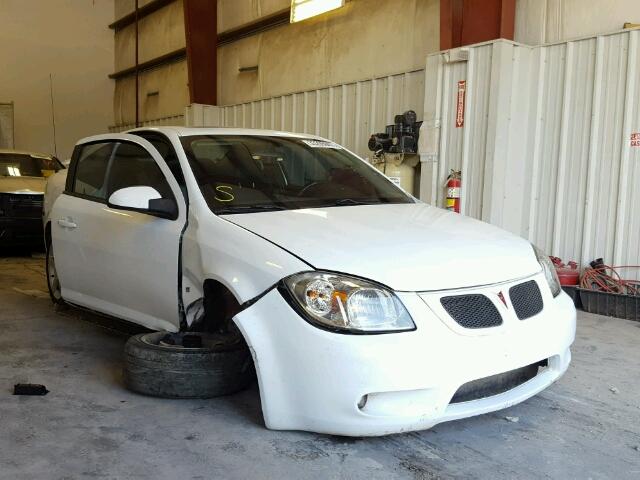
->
left=47, top=247, right=61, bottom=300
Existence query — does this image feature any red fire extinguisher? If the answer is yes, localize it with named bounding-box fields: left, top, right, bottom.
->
left=445, top=170, right=462, bottom=213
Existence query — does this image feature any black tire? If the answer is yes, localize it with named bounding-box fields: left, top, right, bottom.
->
left=45, top=237, right=65, bottom=305
left=123, top=332, right=254, bottom=399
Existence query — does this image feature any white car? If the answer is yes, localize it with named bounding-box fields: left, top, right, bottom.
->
left=44, top=127, right=576, bottom=436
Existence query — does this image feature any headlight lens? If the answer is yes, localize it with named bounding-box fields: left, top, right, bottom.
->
left=283, top=272, right=415, bottom=333
left=532, top=245, right=561, bottom=297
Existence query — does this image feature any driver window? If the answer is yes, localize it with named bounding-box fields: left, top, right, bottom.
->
left=73, top=142, right=114, bottom=200
left=107, top=143, right=174, bottom=200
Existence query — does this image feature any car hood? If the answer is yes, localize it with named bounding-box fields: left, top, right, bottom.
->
left=223, top=203, right=541, bottom=292
left=0, top=176, right=46, bottom=194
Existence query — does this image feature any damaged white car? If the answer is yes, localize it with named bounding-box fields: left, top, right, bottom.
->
left=44, top=127, right=576, bottom=436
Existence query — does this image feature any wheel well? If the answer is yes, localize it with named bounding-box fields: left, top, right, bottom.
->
left=198, top=279, right=243, bottom=333
left=196, top=280, right=257, bottom=390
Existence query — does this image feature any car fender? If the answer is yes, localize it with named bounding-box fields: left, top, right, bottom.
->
left=180, top=205, right=312, bottom=322
left=43, top=169, right=68, bottom=227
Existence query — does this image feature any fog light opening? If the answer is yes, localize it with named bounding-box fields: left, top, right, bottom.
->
left=357, top=395, right=368, bottom=410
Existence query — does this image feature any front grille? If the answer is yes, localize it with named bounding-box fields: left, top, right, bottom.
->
left=3, top=194, right=43, bottom=218
left=450, top=361, right=545, bottom=403
left=509, top=280, right=544, bottom=320
left=440, top=294, right=503, bottom=329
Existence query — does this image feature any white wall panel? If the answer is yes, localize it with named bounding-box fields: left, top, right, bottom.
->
left=187, top=70, right=425, bottom=160
left=108, top=113, right=185, bottom=133
left=515, top=0, right=640, bottom=45
left=423, top=29, right=640, bottom=275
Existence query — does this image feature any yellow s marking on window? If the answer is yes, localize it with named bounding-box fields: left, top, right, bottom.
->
left=214, top=185, right=235, bottom=202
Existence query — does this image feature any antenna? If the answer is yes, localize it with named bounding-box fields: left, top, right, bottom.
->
left=49, top=73, right=58, bottom=156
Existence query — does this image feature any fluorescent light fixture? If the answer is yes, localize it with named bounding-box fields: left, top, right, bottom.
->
left=290, top=0, right=345, bottom=23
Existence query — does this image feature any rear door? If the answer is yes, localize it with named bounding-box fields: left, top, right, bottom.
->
left=51, top=134, right=186, bottom=331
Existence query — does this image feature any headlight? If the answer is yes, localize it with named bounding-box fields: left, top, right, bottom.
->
left=532, top=245, right=561, bottom=297
left=282, top=272, right=415, bottom=333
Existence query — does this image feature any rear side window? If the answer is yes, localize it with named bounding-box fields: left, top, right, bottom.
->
left=72, top=142, right=114, bottom=200
left=107, top=143, right=174, bottom=199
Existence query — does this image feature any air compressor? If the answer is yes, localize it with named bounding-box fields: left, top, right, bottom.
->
left=368, top=110, right=422, bottom=195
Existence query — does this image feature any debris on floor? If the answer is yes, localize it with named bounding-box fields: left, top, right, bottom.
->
left=610, top=386, right=619, bottom=394
left=504, top=416, right=519, bottom=423
left=13, top=384, right=49, bottom=396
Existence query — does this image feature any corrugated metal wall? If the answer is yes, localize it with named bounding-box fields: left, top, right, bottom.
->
left=186, top=70, right=425, bottom=160
left=421, top=29, right=640, bottom=272
left=108, top=113, right=185, bottom=133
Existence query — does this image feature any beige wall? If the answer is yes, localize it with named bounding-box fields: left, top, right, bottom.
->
left=217, top=0, right=440, bottom=105
left=113, top=61, right=189, bottom=127
left=114, top=0, right=156, bottom=20
left=112, top=0, right=439, bottom=123
left=110, top=0, right=640, bottom=127
left=0, top=0, right=114, bottom=160
left=515, top=0, right=640, bottom=45
left=113, top=0, right=188, bottom=126
left=218, top=0, right=289, bottom=33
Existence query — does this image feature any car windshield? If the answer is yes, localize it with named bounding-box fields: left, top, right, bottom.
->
left=181, top=135, right=414, bottom=214
left=0, top=153, right=62, bottom=178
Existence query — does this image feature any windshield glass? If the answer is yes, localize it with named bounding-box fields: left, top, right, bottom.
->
left=0, top=153, right=62, bottom=178
left=181, top=135, right=414, bottom=214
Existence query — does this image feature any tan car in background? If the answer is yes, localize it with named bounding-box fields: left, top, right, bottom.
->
left=0, top=150, right=64, bottom=249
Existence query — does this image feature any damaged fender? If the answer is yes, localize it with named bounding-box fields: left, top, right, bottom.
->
left=180, top=205, right=312, bottom=327
left=231, top=286, right=427, bottom=434
left=232, top=287, right=299, bottom=431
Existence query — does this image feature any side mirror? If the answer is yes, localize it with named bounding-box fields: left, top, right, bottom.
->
left=108, top=186, right=177, bottom=220
left=148, top=197, right=178, bottom=219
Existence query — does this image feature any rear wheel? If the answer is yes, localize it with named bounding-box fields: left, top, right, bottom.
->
left=123, top=331, right=254, bottom=399
left=45, top=238, right=64, bottom=305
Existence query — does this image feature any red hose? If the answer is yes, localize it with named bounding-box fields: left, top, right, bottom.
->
left=580, top=264, right=640, bottom=296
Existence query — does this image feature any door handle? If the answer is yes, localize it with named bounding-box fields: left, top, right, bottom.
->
left=57, top=218, right=77, bottom=229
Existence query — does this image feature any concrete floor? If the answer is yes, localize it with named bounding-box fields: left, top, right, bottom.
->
left=1, top=255, right=639, bottom=480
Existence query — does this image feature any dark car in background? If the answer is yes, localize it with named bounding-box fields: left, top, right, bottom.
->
left=0, top=150, right=64, bottom=249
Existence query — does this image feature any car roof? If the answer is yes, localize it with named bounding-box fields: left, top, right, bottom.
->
left=0, top=149, right=54, bottom=159
left=126, top=126, right=328, bottom=141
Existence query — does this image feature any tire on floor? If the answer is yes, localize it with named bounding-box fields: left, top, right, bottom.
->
left=123, top=332, right=254, bottom=399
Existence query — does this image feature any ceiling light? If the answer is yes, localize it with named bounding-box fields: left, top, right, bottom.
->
left=290, top=0, right=345, bottom=23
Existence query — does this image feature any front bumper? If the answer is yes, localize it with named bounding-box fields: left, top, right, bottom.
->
left=0, top=217, right=44, bottom=247
left=0, top=192, right=44, bottom=247
left=233, top=273, right=576, bottom=436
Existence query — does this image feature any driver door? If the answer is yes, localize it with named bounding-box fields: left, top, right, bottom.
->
left=51, top=134, right=186, bottom=331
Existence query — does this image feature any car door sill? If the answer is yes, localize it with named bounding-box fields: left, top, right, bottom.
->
left=62, top=301, right=156, bottom=336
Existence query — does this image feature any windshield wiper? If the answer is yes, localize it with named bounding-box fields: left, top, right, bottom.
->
left=327, top=198, right=384, bottom=207
left=215, top=204, right=288, bottom=215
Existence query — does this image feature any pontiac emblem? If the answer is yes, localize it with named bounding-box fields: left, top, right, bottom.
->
left=497, top=291, right=508, bottom=308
